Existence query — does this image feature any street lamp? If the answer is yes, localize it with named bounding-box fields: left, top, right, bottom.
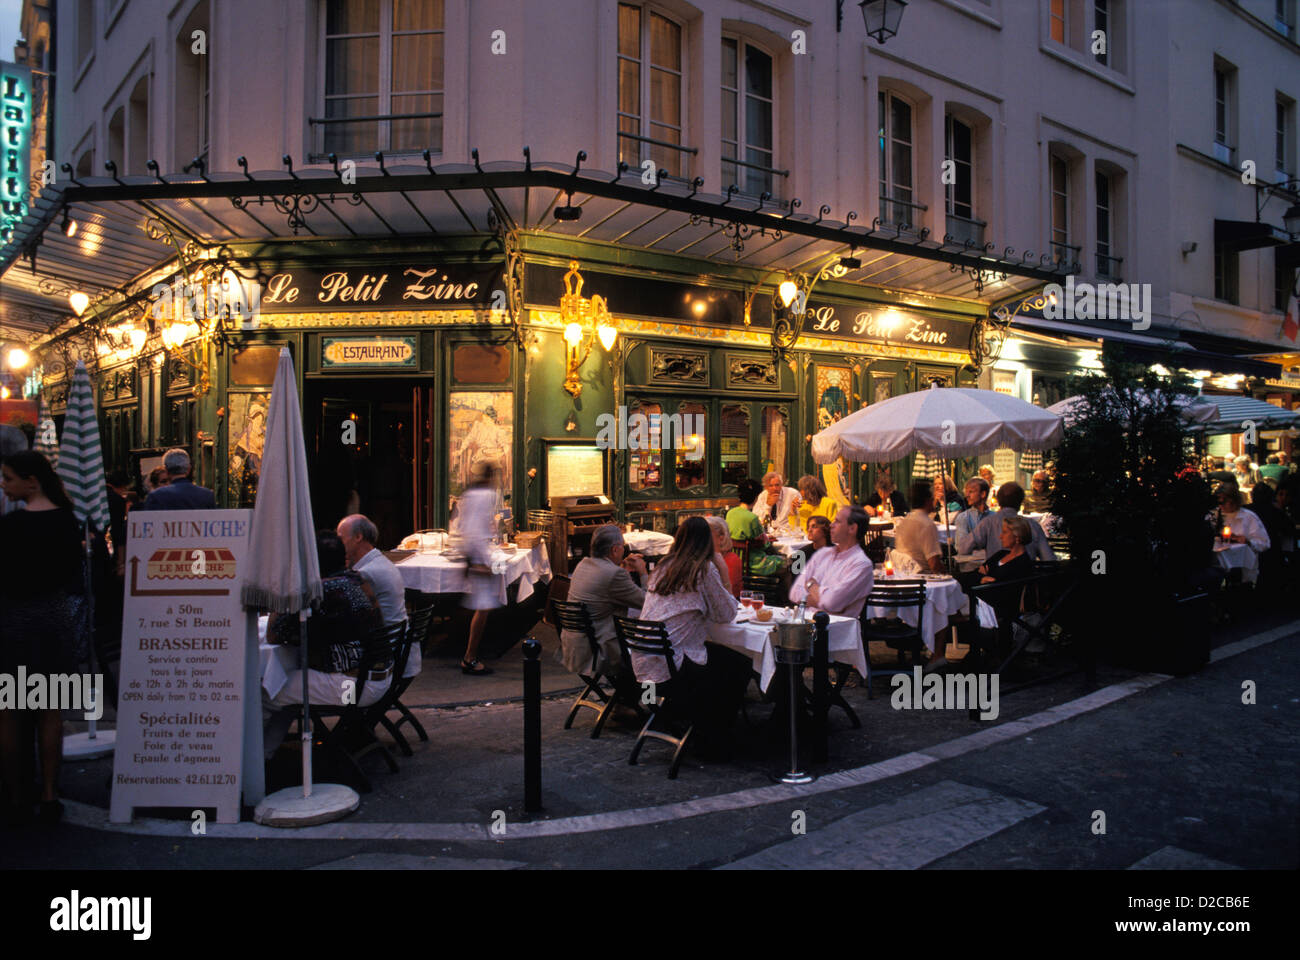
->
left=1284, top=202, right=1300, bottom=237
left=846, top=0, right=907, bottom=43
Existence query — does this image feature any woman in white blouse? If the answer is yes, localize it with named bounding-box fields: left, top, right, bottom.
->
left=637, top=516, right=751, bottom=759
left=1212, top=487, right=1270, bottom=554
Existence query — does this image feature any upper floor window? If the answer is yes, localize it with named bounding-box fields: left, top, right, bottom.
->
left=1093, top=0, right=1109, bottom=66
left=1277, top=96, right=1295, bottom=180
left=1214, top=63, right=1235, bottom=165
left=944, top=115, right=981, bottom=244
left=1276, top=0, right=1296, bottom=39
left=1050, top=154, right=1071, bottom=260
left=721, top=37, right=775, bottom=197
left=618, top=4, right=687, bottom=179
left=1095, top=169, right=1120, bottom=279
left=319, top=0, right=444, bottom=158
left=1050, top=0, right=1067, bottom=43
left=77, top=0, right=94, bottom=67
left=879, top=92, right=916, bottom=229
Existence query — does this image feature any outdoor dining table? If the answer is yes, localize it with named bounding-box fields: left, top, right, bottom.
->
left=865, top=574, right=972, bottom=654
left=394, top=539, right=551, bottom=602
left=1214, top=541, right=1258, bottom=583
left=705, top=606, right=866, bottom=692
left=770, top=535, right=812, bottom=557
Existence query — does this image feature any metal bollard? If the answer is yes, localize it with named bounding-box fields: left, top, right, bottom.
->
left=812, top=612, right=829, bottom=764
left=522, top=637, right=542, bottom=812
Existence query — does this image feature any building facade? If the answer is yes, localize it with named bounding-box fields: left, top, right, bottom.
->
left=1, top=0, right=1295, bottom=551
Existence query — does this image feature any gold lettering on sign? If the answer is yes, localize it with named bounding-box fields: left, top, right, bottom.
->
left=809, top=306, right=840, bottom=332
left=402, top=268, right=480, bottom=302
left=263, top=274, right=299, bottom=304
left=318, top=272, right=390, bottom=304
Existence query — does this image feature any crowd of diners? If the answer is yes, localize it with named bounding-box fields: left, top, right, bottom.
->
left=556, top=464, right=1073, bottom=760
left=1199, top=452, right=1299, bottom=588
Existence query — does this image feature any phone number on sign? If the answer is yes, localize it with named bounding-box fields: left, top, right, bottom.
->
left=185, top=774, right=236, bottom=785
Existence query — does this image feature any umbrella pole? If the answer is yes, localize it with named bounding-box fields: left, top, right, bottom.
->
left=300, top=609, right=311, bottom=799
left=942, top=459, right=955, bottom=576
left=83, top=519, right=99, bottom=739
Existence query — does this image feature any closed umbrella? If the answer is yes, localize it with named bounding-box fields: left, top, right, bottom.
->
left=56, top=362, right=114, bottom=758
left=812, top=384, right=1064, bottom=571
left=242, top=348, right=357, bottom=825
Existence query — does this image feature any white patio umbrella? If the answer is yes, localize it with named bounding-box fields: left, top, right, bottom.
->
left=242, top=348, right=357, bottom=826
left=57, top=362, right=116, bottom=759
left=1047, top=392, right=1218, bottom=426
left=812, top=384, right=1064, bottom=570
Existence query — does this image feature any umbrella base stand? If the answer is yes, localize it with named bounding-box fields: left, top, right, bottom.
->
left=254, top=783, right=359, bottom=827
left=63, top=729, right=116, bottom=759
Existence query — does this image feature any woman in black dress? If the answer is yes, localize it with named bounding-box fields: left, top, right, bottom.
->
left=979, top=514, right=1034, bottom=583
left=0, top=451, right=87, bottom=825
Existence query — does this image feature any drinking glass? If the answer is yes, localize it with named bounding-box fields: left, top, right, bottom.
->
left=740, top=591, right=753, bottom=610
left=752, top=592, right=765, bottom=612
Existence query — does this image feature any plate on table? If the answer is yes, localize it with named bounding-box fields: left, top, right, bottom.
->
left=385, top=549, right=417, bottom=563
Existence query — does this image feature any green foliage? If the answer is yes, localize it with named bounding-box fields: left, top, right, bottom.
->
left=1052, top=343, right=1199, bottom=583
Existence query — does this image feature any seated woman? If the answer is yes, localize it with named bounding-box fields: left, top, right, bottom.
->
left=1211, top=487, right=1270, bottom=555
left=794, top=474, right=838, bottom=534
left=705, top=514, right=743, bottom=597
left=978, top=515, right=1034, bottom=584
left=262, top=529, right=386, bottom=757
left=635, top=517, right=751, bottom=759
left=864, top=474, right=908, bottom=518
left=930, top=474, right=964, bottom=522
left=726, top=478, right=786, bottom=576
left=806, top=515, right=832, bottom=552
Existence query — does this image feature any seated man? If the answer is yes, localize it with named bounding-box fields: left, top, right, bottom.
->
left=975, top=482, right=1053, bottom=562
left=727, top=478, right=785, bottom=576
left=705, top=515, right=743, bottom=597
left=864, top=474, right=908, bottom=517
left=751, top=471, right=801, bottom=528
left=263, top=530, right=386, bottom=757
left=336, top=513, right=416, bottom=676
left=789, top=505, right=875, bottom=618
left=891, top=481, right=945, bottom=574
left=133, top=448, right=216, bottom=511
left=561, top=524, right=647, bottom=688
left=954, top=477, right=991, bottom=555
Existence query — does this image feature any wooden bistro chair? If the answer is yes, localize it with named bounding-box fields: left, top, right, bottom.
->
left=613, top=615, right=693, bottom=779
left=379, top=604, right=437, bottom=757
left=742, top=572, right=788, bottom=608
left=309, top=620, right=407, bottom=793
left=857, top=580, right=928, bottom=699
left=553, top=599, right=634, bottom=738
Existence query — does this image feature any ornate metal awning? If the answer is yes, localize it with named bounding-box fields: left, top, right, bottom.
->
left=1, top=150, right=1073, bottom=341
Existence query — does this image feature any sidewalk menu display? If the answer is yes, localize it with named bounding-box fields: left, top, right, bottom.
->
left=110, top=510, right=254, bottom=824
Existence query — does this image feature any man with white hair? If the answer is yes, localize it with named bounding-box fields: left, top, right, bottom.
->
left=134, top=448, right=215, bottom=510
left=336, top=513, right=417, bottom=676
left=751, top=471, right=801, bottom=528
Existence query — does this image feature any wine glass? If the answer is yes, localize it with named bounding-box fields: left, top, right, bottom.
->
left=752, top=592, right=765, bottom=612
left=739, top=590, right=753, bottom=610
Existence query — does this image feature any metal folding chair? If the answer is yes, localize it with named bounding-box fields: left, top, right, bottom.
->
left=857, top=580, right=928, bottom=699
left=613, top=615, right=693, bottom=779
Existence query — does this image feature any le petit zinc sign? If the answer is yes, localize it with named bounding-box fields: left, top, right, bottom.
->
left=257, top=263, right=502, bottom=312
left=321, top=335, right=418, bottom=369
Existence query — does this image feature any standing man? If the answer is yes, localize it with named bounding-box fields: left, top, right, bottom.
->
left=337, top=514, right=415, bottom=676
left=133, top=449, right=215, bottom=511
left=954, top=477, right=991, bottom=555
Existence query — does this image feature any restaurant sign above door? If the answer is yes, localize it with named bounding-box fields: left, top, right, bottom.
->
left=255, top=262, right=502, bottom=312
left=322, top=335, right=418, bottom=368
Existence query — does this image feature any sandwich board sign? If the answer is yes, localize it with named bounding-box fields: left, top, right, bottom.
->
left=110, top=510, right=262, bottom=823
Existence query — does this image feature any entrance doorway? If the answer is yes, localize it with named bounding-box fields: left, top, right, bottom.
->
left=306, top=378, right=431, bottom=550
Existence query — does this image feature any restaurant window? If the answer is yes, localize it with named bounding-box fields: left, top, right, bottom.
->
left=720, top=403, right=750, bottom=488
left=448, top=391, right=512, bottom=500
left=1214, top=62, right=1235, bottom=165
left=673, top=401, right=707, bottom=492
left=1050, top=154, right=1070, bottom=260
left=721, top=36, right=775, bottom=198
left=760, top=406, right=787, bottom=479
left=618, top=4, right=687, bottom=179
left=319, top=0, right=445, bottom=157
left=879, top=92, right=915, bottom=230
left=627, top=400, right=664, bottom=492
left=944, top=115, right=980, bottom=245
left=1277, top=96, right=1295, bottom=180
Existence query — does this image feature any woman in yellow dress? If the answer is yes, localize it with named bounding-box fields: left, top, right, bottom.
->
left=795, top=475, right=839, bottom=533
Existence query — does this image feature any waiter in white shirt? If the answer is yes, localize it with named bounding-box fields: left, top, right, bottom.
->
left=789, top=505, right=876, bottom=618
left=751, top=471, right=801, bottom=528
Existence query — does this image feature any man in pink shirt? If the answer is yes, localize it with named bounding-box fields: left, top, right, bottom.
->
left=789, top=505, right=876, bottom=618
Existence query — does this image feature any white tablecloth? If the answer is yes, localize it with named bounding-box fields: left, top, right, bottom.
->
left=864, top=575, right=970, bottom=654
left=706, top=610, right=866, bottom=692
left=622, top=530, right=676, bottom=555
left=259, top=642, right=298, bottom=699
left=771, top=536, right=812, bottom=557
left=1214, top=542, right=1258, bottom=583
left=395, top=540, right=551, bottom=602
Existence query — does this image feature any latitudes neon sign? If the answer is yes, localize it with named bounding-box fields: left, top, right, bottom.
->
left=0, top=62, right=32, bottom=243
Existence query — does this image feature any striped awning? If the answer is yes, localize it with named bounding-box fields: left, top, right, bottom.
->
left=1193, top=395, right=1300, bottom=435
left=55, top=361, right=109, bottom=531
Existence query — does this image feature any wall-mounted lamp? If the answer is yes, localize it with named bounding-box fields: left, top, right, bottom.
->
left=61, top=209, right=77, bottom=238
left=558, top=260, right=617, bottom=397
left=68, top=291, right=90, bottom=316
left=837, top=0, right=907, bottom=43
